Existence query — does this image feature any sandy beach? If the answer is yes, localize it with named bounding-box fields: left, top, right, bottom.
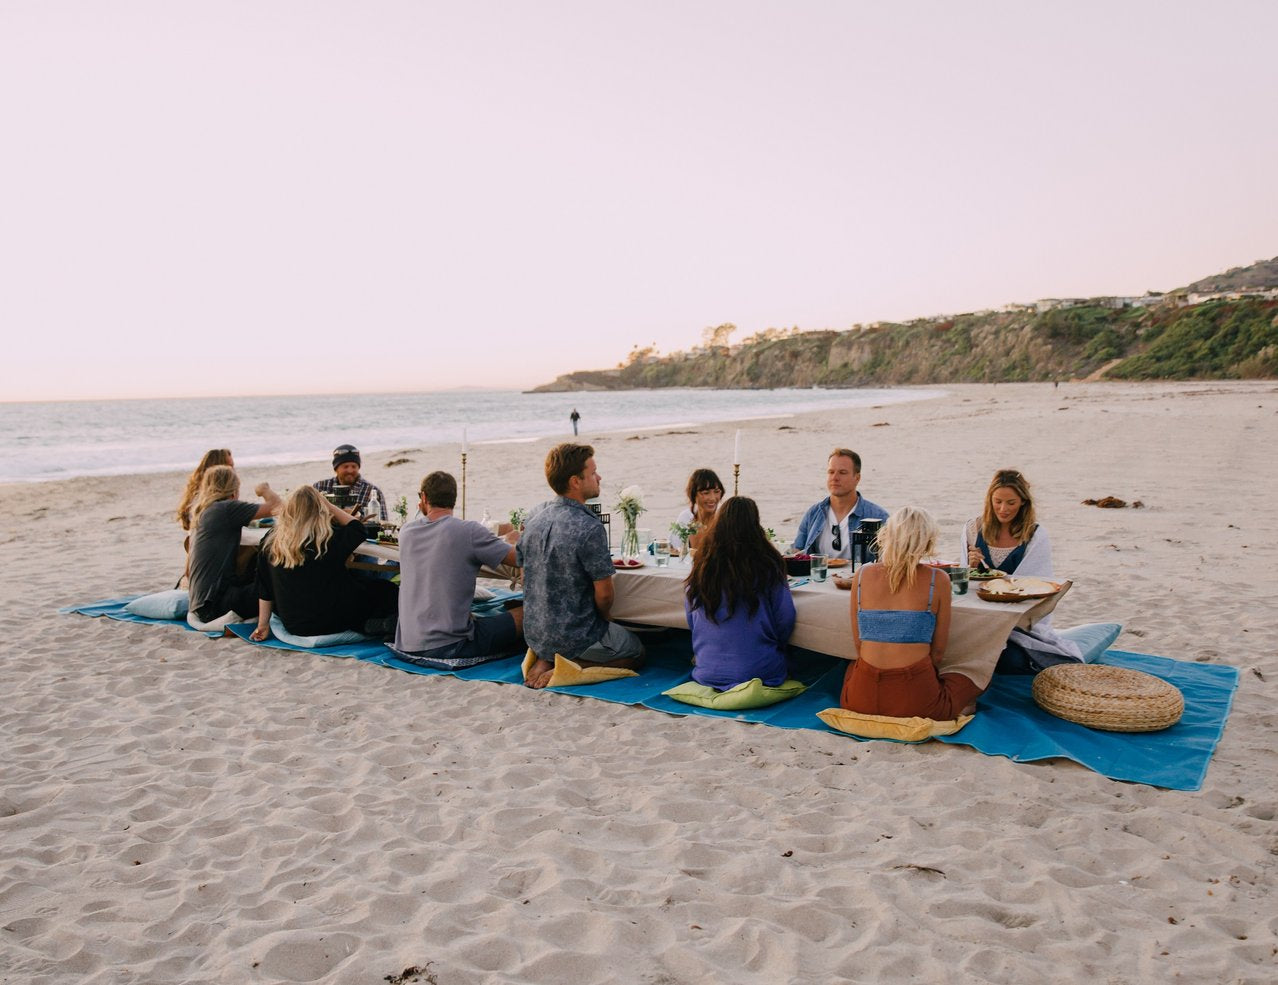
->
left=2, top=380, right=1276, bottom=984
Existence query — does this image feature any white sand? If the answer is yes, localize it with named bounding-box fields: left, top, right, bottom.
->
left=2, top=381, right=1276, bottom=984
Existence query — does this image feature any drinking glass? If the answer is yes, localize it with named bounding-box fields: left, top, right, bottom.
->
left=949, top=565, right=969, bottom=595
left=637, top=529, right=652, bottom=558
left=653, top=538, right=671, bottom=567
left=809, top=554, right=828, bottom=583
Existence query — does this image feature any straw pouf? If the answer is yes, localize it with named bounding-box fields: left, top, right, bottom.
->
left=1032, top=664, right=1184, bottom=732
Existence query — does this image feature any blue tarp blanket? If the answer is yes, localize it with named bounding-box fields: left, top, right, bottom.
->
left=62, top=597, right=1238, bottom=791
left=60, top=597, right=227, bottom=637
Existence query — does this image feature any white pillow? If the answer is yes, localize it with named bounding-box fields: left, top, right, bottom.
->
left=266, top=613, right=370, bottom=648
left=124, top=590, right=189, bottom=620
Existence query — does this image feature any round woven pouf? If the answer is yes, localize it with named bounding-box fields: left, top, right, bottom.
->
left=1032, top=664, right=1184, bottom=732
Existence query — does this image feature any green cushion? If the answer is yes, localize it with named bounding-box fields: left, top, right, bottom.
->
left=663, top=677, right=807, bottom=710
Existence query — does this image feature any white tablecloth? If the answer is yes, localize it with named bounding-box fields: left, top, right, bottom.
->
left=607, top=561, right=1069, bottom=689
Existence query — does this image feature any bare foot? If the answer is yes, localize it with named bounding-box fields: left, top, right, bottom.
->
left=524, top=658, right=554, bottom=689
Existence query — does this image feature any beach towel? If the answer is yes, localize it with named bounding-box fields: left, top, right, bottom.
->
left=62, top=599, right=1238, bottom=790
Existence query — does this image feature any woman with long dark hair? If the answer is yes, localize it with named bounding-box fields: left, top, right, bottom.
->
left=683, top=496, right=795, bottom=689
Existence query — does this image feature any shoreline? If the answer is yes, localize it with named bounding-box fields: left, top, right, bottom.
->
left=3, top=379, right=1276, bottom=983
left=0, top=384, right=945, bottom=485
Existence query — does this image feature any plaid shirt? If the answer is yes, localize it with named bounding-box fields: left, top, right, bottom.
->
left=312, top=477, right=388, bottom=520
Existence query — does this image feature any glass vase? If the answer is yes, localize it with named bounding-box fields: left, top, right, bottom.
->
left=621, top=517, right=640, bottom=559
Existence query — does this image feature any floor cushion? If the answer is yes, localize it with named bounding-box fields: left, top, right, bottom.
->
left=664, top=677, right=806, bottom=711
left=817, top=707, right=975, bottom=742
left=124, top=589, right=189, bottom=620
left=1058, top=622, right=1123, bottom=663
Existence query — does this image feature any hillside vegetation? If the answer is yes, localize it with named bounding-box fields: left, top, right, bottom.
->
left=532, top=299, right=1278, bottom=392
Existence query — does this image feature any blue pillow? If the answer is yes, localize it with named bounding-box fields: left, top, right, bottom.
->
left=1058, top=623, right=1123, bottom=663
left=124, top=590, right=189, bottom=620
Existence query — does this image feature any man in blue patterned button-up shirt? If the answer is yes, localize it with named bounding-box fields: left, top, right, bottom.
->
left=517, top=443, right=644, bottom=689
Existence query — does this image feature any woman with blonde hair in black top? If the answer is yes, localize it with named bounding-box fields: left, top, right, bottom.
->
left=251, top=486, right=398, bottom=641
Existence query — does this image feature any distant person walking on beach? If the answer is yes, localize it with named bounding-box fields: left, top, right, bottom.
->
left=518, top=443, right=643, bottom=688
left=570, top=408, right=581, bottom=435
left=312, top=444, right=388, bottom=521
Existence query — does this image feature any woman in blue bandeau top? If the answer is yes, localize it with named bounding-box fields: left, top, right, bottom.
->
left=840, top=507, right=983, bottom=720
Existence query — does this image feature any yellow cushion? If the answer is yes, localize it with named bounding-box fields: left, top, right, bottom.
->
left=663, top=678, right=806, bottom=710
left=521, top=650, right=638, bottom=687
left=817, top=707, right=974, bottom=742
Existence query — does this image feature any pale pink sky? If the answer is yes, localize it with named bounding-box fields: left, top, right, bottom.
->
left=2, top=1, right=1275, bottom=401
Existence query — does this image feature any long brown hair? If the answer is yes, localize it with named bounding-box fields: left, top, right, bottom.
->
left=191, top=465, right=239, bottom=527
left=685, top=497, right=785, bottom=623
left=980, top=468, right=1037, bottom=545
left=177, top=448, right=233, bottom=529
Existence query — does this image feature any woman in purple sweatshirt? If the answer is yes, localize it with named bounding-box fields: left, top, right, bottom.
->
left=684, top=496, right=796, bottom=689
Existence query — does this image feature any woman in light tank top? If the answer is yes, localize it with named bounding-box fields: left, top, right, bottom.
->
left=840, top=507, right=983, bottom=720
left=959, top=468, right=1083, bottom=672
left=962, top=468, right=1042, bottom=576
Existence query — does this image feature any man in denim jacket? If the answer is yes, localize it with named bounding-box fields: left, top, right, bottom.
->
left=792, top=448, right=889, bottom=560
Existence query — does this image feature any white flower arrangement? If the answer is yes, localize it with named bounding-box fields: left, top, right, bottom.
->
left=614, top=485, right=646, bottom=522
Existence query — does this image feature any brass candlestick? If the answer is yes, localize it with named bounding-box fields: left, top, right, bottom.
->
left=460, top=451, right=468, bottom=519
left=733, top=463, right=740, bottom=496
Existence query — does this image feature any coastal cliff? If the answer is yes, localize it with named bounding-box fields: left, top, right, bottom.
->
left=532, top=298, right=1278, bottom=392
left=532, top=257, right=1278, bottom=392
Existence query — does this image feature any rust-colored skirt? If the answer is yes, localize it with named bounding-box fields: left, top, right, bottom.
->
left=841, top=655, right=983, bottom=721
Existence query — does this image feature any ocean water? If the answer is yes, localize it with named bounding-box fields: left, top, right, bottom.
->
left=0, top=387, right=943, bottom=483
